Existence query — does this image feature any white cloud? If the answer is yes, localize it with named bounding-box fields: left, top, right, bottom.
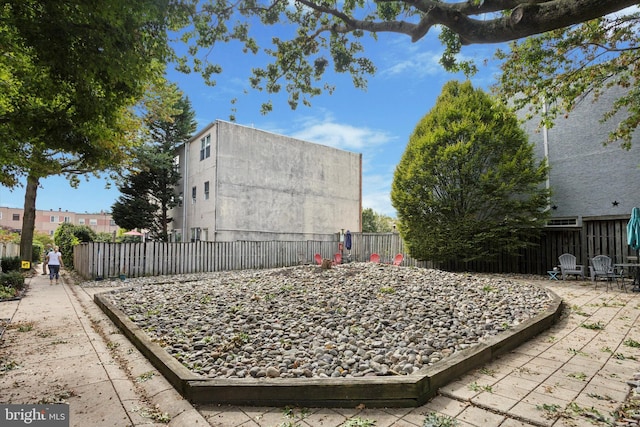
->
left=289, top=113, right=393, bottom=151
left=382, top=51, right=444, bottom=78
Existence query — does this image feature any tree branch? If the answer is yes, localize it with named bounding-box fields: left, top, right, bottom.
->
left=310, top=0, right=638, bottom=44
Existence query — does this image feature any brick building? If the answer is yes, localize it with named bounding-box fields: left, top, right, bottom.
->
left=0, top=206, right=119, bottom=236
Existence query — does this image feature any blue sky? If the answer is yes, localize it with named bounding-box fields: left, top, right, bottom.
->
left=0, top=25, right=503, bottom=218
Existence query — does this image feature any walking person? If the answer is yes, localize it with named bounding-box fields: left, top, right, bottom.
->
left=42, top=244, right=53, bottom=275
left=46, top=246, right=63, bottom=285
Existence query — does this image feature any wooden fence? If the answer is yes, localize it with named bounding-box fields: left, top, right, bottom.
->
left=440, top=217, right=636, bottom=275
left=72, top=217, right=635, bottom=280
left=72, top=233, right=427, bottom=280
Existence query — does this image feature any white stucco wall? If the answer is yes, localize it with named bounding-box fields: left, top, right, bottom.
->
left=171, top=120, right=361, bottom=241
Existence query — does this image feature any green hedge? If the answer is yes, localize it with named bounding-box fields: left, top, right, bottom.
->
left=1, top=256, right=21, bottom=273
left=0, top=271, right=25, bottom=290
left=0, top=271, right=25, bottom=299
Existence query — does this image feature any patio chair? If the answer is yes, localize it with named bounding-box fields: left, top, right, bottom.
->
left=314, top=253, right=322, bottom=265
left=589, top=255, right=623, bottom=291
left=392, top=254, right=404, bottom=266
left=333, top=253, right=342, bottom=265
left=369, top=253, right=380, bottom=263
left=558, top=253, right=585, bottom=280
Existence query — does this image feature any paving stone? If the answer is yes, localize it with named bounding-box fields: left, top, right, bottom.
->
left=508, top=401, right=556, bottom=426
left=299, top=408, right=348, bottom=427
left=456, top=405, right=506, bottom=426
left=470, top=390, right=519, bottom=412
left=421, top=395, right=468, bottom=418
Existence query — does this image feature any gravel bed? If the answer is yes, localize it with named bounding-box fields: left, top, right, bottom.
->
left=97, top=263, right=554, bottom=379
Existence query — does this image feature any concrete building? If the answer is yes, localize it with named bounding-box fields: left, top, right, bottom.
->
left=169, top=120, right=362, bottom=242
left=0, top=206, right=119, bottom=236
left=522, top=85, right=640, bottom=226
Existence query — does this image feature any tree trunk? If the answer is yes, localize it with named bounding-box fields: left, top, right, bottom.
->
left=20, top=174, right=39, bottom=264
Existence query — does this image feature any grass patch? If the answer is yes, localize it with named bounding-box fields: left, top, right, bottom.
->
left=423, top=412, right=458, bottom=427
left=340, top=417, right=376, bottom=427
left=581, top=321, right=605, bottom=330
left=132, top=405, right=170, bottom=423
left=0, top=360, right=20, bottom=373
left=478, top=367, right=496, bottom=377
left=536, top=403, right=561, bottom=413
left=568, top=348, right=588, bottom=357
left=106, top=341, right=120, bottom=350
left=9, top=321, right=34, bottom=333
left=570, top=305, right=590, bottom=317
left=568, top=372, right=587, bottom=381
left=468, top=381, right=493, bottom=393
left=277, top=407, right=310, bottom=427
left=136, top=371, right=155, bottom=383
left=614, top=352, right=637, bottom=360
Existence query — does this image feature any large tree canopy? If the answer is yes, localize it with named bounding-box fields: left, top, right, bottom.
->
left=391, top=81, right=550, bottom=263
left=170, top=0, right=637, bottom=112
left=1, top=0, right=171, bottom=261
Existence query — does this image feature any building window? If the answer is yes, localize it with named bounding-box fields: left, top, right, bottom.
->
left=200, top=134, right=211, bottom=160
left=50, top=216, right=58, bottom=223
left=89, top=219, right=98, bottom=226
left=64, top=216, right=70, bottom=223
left=204, top=181, right=210, bottom=200
left=190, top=227, right=201, bottom=242
left=79, top=218, right=85, bottom=225
left=547, top=218, right=579, bottom=227
left=176, top=192, right=183, bottom=207
left=110, top=219, right=116, bottom=226
left=192, top=186, right=197, bottom=203
left=12, top=214, right=19, bottom=221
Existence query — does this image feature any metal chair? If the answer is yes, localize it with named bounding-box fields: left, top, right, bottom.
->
left=590, top=255, right=623, bottom=291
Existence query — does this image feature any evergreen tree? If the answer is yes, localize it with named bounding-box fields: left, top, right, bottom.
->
left=391, top=81, right=550, bottom=263
left=112, top=89, right=196, bottom=242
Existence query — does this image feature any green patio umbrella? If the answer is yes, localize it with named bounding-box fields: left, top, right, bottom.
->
left=626, top=207, right=640, bottom=290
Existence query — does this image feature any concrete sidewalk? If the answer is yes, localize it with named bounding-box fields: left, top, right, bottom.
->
left=1, top=268, right=639, bottom=426
left=0, top=268, right=208, bottom=427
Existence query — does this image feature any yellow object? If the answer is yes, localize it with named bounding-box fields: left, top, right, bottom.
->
left=21, top=260, right=31, bottom=269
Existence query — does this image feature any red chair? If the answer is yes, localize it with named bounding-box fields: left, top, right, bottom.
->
left=314, top=253, right=322, bottom=265
left=369, top=253, right=380, bottom=263
left=333, top=253, right=342, bottom=265
left=392, top=253, right=404, bottom=266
